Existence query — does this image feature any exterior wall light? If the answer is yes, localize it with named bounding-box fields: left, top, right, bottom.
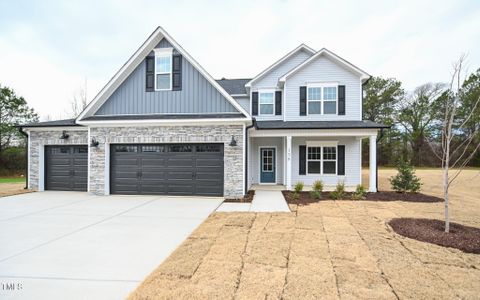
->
left=229, top=136, right=237, bottom=147
left=60, top=131, right=69, bottom=140
left=90, top=138, right=99, bottom=148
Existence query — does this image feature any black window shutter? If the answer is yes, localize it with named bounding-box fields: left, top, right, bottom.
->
left=338, top=145, right=345, bottom=175
left=299, top=86, right=307, bottom=116
left=299, top=145, right=306, bottom=175
left=172, top=54, right=182, bottom=91
left=145, top=57, right=155, bottom=92
left=252, top=92, right=259, bottom=116
left=338, top=85, right=345, bottom=115
left=275, top=91, right=282, bottom=115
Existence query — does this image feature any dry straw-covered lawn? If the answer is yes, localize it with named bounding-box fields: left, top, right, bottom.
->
left=129, top=169, right=480, bottom=299
left=0, top=182, right=30, bottom=197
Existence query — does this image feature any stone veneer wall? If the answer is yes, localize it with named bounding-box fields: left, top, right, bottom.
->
left=89, top=125, right=244, bottom=198
left=28, top=129, right=88, bottom=190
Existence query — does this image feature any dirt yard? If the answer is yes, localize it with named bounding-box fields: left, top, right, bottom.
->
left=129, top=169, right=480, bottom=299
left=0, top=182, right=31, bottom=197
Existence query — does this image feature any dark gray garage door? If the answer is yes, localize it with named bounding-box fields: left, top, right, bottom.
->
left=110, top=144, right=224, bottom=196
left=45, top=145, right=88, bottom=191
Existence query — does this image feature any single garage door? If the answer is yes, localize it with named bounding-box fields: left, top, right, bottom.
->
left=110, top=144, right=224, bottom=196
left=45, top=145, right=88, bottom=191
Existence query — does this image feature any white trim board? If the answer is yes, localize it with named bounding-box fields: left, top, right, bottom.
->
left=245, top=44, right=316, bottom=88
left=76, top=26, right=251, bottom=124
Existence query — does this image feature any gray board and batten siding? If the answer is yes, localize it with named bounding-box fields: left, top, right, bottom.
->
left=95, top=39, right=240, bottom=116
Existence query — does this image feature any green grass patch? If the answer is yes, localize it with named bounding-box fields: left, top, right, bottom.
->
left=0, top=177, right=26, bottom=183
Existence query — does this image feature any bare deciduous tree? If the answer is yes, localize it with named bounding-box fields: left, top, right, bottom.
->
left=428, top=55, right=480, bottom=233
left=69, top=78, right=88, bottom=118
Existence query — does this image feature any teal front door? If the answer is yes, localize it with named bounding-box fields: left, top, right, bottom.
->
left=260, top=148, right=276, bottom=183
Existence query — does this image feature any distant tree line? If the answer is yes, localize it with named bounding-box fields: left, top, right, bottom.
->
left=362, top=67, right=480, bottom=167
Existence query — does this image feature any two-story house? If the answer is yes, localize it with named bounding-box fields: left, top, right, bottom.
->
left=20, top=27, right=387, bottom=198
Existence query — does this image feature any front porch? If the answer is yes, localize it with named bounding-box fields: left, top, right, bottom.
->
left=247, top=128, right=379, bottom=192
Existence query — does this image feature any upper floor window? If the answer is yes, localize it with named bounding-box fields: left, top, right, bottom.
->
left=307, top=84, right=337, bottom=115
left=259, top=91, right=275, bottom=115
left=154, top=48, right=172, bottom=90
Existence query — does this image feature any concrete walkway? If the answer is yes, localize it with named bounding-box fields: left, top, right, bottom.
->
left=216, top=190, right=290, bottom=212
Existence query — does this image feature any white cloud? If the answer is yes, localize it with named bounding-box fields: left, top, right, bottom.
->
left=0, top=0, right=479, bottom=119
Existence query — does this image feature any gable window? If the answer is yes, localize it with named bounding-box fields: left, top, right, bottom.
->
left=154, top=48, right=172, bottom=90
left=307, top=84, right=337, bottom=115
left=306, top=144, right=337, bottom=175
left=259, top=91, right=275, bottom=115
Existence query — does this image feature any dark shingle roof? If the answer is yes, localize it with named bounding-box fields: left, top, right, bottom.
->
left=19, top=118, right=80, bottom=128
left=216, top=78, right=251, bottom=96
left=255, top=120, right=389, bottom=130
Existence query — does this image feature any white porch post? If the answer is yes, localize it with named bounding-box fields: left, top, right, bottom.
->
left=286, top=135, right=292, bottom=190
left=369, top=135, right=377, bottom=192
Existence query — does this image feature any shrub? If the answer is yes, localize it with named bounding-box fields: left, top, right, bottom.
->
left=352, top=184, right=367, bottom=200
left=389, top=160, right=422, bottom=193
left=293, top=181, right=304, bottom=194
left=312, top=180, right=323, bottom=193
left=330, top=181, right=346, bottom=200
left=310, top=190, right=321, bottom=199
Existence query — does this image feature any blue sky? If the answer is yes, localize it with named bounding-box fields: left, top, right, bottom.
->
left=1, top=0, right=479, bottom=120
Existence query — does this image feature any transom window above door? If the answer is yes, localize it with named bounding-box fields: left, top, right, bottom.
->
left=154, top=48, right=173, bottom=90
left=307, top=84, right=338, bottom=115
left=258, top=90, right=275, bottom=115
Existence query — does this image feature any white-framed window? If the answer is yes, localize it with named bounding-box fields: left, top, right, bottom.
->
left=306, top=144, right=337, bottom=175
left=307, top=84, right=338, bottom=115
left=154, top=48, right=172, bottom=91
left=258, top=90, right=275, bottom=115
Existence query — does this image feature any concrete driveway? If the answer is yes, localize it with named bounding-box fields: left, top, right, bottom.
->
left=0, top=192, right=223, bottom=300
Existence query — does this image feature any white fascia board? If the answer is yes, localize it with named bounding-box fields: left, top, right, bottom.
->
left=77, top=118, right=252, bottom=127
left=249, top=128, right=380, bottom=137
left=76, top=26, right=251, bottom=122
left=279, top=48, right=371, bottom=83
left=245, top=44, right=316, bottom=88
left=24, top=127, right=88, bottom=132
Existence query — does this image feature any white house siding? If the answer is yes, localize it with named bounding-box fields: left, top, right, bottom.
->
left=249, top=137, right=284, bottom=185
left=291, top=136, right=361, bottom=189
left=234, top=96, right=250, bottom=114
left=251, top=49, right=312, bottom=122
left=284, top=55, right=362, bottom=121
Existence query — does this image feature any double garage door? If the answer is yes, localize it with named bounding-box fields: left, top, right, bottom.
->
left=110, top=143, right=224, bottom=196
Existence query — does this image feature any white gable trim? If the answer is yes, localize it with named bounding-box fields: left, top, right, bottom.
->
left=76, top=27, right=250, bottom=124
left=279, top=48, right=371, bottom=83
left=245, top=44, right=316, bottom=88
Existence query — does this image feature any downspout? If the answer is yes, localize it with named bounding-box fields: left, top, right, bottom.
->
left=376, top=128, right=385, bottom=192
left=18, top=127, right=28, bottom=190
left=244, top=118, right=256, bottom=194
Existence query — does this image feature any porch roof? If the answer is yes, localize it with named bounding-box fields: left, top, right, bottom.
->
left=254, top=120, right=389, bottom=130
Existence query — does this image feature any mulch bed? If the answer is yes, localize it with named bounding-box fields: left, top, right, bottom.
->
left=389, top=218, right=480, bottom=254
left=223, top=190, right=255, bottom=203
left=282, top=190, right=443, bottom=205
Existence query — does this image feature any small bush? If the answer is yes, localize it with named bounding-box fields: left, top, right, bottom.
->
left=312, top=180, right=323, bottom=193
left=330, top=181, right=346, bottom=200
left=352, top=184, right=367, bottom=200
left=389, top=160, right=422, bottom=193
left=294, top=182, right=304, bottom=194
left=292, top=192, right=300, bottom=200
left=310, top=190, right=321, bottom=199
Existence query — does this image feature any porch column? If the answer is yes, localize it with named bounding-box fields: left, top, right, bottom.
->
left=286, top=135, right=292, bottom=190
left=369, top=135, right=377, bottom=192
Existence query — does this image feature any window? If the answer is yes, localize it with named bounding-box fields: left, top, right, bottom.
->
left=114, top=145, right=138, bottom=152
left=306, top=145, right=337, bottom=175
left=142, top=145, right=166, bottom=153
left=169, top=145, right=192, bottom=152
left=154, top=49, right=172, bottom=90
left=259, top=91, right=274, bottom=115
left=196, top=145, right=222, bottom=153
left=307, top=85, right=337, bottom=115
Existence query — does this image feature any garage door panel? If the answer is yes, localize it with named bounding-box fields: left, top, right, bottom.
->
left=45, top=145, right=88, bottom=191
left=110, top=143, right=223, bottom=196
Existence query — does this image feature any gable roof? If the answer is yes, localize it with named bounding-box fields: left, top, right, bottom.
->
left=244, top=44, right=316, bottom=88
left=216, top=78, right=251, bottom=95
left=279, top=48, right=371, bottom=83
left=76, top=27, right=250, bottom=123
